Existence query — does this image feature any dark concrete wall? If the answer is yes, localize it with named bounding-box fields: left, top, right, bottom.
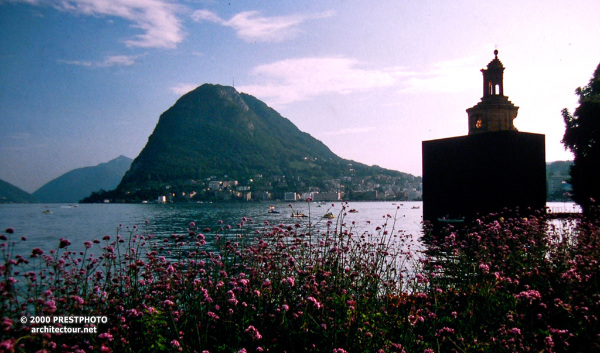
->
left=422, top=131, right=546, bottom=221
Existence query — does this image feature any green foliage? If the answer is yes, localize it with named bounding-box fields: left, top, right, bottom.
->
left=562, top=62, right=600, bottom=213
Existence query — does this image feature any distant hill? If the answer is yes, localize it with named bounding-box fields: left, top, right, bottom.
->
left=546, top=160, right=572, bottom=177
left=83, top=84, right=417, bottom=202
left=0, top=179, right=37, bottom=203
left=546, top=160, right=573, bottom=201
left=33, top=156, right=132, bottom=203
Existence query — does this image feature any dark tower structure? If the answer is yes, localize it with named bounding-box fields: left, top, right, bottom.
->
left=422, top=50, right=546, bottom=222
left=467, top=50, right=519, bottom=135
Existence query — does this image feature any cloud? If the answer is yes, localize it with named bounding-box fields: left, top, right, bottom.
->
left=61, top=54, right=141, bottom=67
left=192, top=9, right=334, bottom=42
left=235, top=53, right=488, bottom=105
left=191, top=9, right=222, bottom=23
left=170, top=83, right=198, bottom=95
left=61, top=60, right=92, bottom=67
left=100, top=55, right=138, bottom=66
left=13, top=0, right=184, bottom=49
left=398, top=56, right=482, bottom=94
left=6, top=132, right=34, bottom=140
left=322, top=127, right=377, bottom=136
left=5, top=0, right=41, bottom=4
left=237, top=57, right=400, bottom=104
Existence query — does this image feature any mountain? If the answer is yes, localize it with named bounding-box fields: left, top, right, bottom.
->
left=0, top=179, right=37, bottom=203
left=120, top=84, right=339, bottom=187
left=33, top=156, right=132, bottom=203
left=83, top=84, right=417, bottom=202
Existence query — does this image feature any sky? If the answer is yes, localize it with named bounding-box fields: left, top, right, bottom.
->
left=1, top=1, right=600, bottom=193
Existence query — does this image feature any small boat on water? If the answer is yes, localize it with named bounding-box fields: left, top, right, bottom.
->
left=411, top=206, right=420, bottom=209
left=42, top=209, right=52, bottom=214
left=323, top=212, right=334, bottom=219
left=348, top=209, right=358, bottom=213
left=291, top=211, right=307, bottom=218
left=268, top=206, right=280, bottom=214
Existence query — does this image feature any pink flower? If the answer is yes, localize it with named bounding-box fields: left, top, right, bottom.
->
left=516, top=289, right=541, bottom=302
left=2, top=318, right=13, bottom=331
left=509, top=327, right=521, bottom=335
left=437, top=327, right=455, bottom=336
left=245, top=325, right=262, bottom=340
left=59, top=238, right=71, bottom=249
left=208, top=311, right=219, bottom=320
left=44, top=300, right=57, bottom=313
left=99, top=332, right=114, bottom=341
left=71, top=295, right=85, bottom=305
left=0, top=339, right=16, bottom=352
left=415, top=273, right=428, bottom=283
left=307, top=296, right=322, bottom=309
left=281, top=276, right=295, bottom=287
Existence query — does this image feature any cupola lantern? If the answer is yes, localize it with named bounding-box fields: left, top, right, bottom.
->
left=467, top=50, right=519, bottom=135
left=483, top=50, right=504, bottom=97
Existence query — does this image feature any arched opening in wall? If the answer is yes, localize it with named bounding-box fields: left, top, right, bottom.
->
left=495, top=84, right=501, bottom=95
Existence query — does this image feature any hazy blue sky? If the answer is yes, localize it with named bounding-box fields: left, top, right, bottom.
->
left=1, top=0, right=600, bottom=192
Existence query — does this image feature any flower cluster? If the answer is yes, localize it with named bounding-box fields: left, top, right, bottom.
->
left=1, top=207, right=599, bottom=352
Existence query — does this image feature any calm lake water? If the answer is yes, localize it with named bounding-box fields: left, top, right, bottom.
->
left=0, top=201, right=425, bottom=256
left=0, top=201, right=580, bottom=256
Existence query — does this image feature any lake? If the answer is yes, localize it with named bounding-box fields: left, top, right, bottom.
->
left=0, top=201, right=580, bottom=257
left=0, top=201, right=425, bottom=256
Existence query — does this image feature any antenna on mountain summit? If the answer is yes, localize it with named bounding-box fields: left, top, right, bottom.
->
left=233, top=76, right=235, bottom=88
